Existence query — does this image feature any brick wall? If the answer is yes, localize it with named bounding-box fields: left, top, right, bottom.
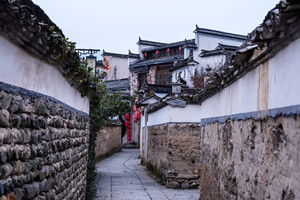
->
left=0, top=83, right=89, bottom=199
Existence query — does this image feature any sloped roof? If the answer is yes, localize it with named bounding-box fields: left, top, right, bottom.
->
left=137, top=37, right=167, bottom=46
left=194, top=0, right=300, bottom=103
left=105, top=78, right=130, bottom=91
left=0, top=0, right=99, bottom=99
left=200, top=43, right=239, bottom=57
left=130, top=55, right=184, bottom=70
left=194, top=26, right=247, bottom=40
left=141, top=39, right=197, bottom=52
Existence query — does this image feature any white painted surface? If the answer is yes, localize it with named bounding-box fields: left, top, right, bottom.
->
left=143, top=37, right=300, bottom=126
left=146, top=104, right=201, bottom=126
left=200, top=54, right=226, bottom=70
left=0, top=35, right=90, bottom=113
left=172, top=65, right=197, bottom=88
left=105, top=56, right=129, bottom=80
left=147, top=106, right=170, bottom=126
left=200, top=38, right=300, bottom=119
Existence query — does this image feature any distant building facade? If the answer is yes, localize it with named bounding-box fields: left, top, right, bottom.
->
left=129, top=27, right=246, bottom=92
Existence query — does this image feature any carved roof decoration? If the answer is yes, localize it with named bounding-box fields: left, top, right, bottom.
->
left=194, top=0, right=300, bottom=104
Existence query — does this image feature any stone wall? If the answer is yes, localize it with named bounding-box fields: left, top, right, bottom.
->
left=199, top=115, right=300, bottom=200
left=146, top=123, right=200, bottom=189
left=0, top=83, right=89, bottom=200
left=95, top=125, right=121, bottom=159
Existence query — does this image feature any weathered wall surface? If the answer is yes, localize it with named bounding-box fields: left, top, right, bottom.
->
left=147, top=124, right=168, bottom=175
left=199, top=115, right=300, bottom=200
left=0, top=84, right=89, bottom=199
left=168, top=123, right=200, bottom=175
left=95, top=125, right=121, bottom=159
left=196, top=36, right=300, bottom=200
left=105, top=57, right=129, bottom=81
left=146, top=123, right=201, bottom=189
left=0, top=35, right=90, bottom=114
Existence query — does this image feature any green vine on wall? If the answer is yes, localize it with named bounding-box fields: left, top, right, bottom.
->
left=50, top=26, right=131, bottom=200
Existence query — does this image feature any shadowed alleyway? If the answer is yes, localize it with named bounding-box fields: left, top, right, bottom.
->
left=95, top=149, right=200, bottom=200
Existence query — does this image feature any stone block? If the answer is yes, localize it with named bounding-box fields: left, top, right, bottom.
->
left=177, top=174, right=199, bottom=180
left=0, top=110, right=10, bottom=128
left=166, top=181, right=180, bottom=189
left=0, top=95, right=13, bottom=110
left=8, top=96, right=23, bottom=113
left=11, top=115, right=21, bottom=128
left=36, top=103, right=50, bottom=116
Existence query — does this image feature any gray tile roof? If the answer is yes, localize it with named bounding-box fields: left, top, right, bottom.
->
left=194, top=26, right=247, bottom=40
left=105, top=78, right=130, bottom=91
left=130, top=55, right=184, bottom=70
left=141, top=39, right=197, bottom=52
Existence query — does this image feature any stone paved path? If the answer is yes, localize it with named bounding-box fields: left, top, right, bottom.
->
left=95, top=149, right=200, bottom=200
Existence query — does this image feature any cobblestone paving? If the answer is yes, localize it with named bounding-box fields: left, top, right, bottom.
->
left=95, top=149, right=200, bottom=200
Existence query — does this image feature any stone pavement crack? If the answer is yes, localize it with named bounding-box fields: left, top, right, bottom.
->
left=122, top=151, right=153, bottom=200
left=110, top=175, right=113, bottom=200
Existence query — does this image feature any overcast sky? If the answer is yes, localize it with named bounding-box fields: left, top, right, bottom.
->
left=33, top=0, right=279, bottom=55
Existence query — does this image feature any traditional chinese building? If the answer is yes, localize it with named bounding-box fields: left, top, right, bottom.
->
left=129, top=27, right=246, bottom=92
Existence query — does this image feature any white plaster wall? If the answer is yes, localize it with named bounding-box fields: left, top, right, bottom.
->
left=147, top=104, right=201, bottom=126
left=0, top=35, right=89, bottom=113
left=105, top=57, right=129, bottom=80
left=200, top=37, right=300, bottom=119
left=144, top=37, right=300, bottom=126
left=193, top=33, right=244, bottom=69
left=200, top=55, right=226, bottom=70
left=147, top=106, right=170, bottom=126
left=169, top=105, right=201, bottom=123
left=196, top=33, right=244, bottom=51
left=172, top=65, right=197, bottom=87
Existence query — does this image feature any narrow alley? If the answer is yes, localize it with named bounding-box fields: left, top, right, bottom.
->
left=95, top=149, right=200, bottom=200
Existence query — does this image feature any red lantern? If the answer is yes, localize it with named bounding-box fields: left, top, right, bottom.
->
left=125, top=113, right=130, bottom=120
left=156, top=50, right=159, bottom=54
left=179, top=46, right=182, bottom=51
left=134, top=116, right=138, bottom=122
left=125, top=121, right=129, bottom=127
left=135, top=111, right=141, bottom=120
left=133, top=105, right=137, bottom=111
left=144, top=52, right=147, bottom=57
left=135, top=99, right=138, bottom=104
left=167, top=48, right=170, bottom=53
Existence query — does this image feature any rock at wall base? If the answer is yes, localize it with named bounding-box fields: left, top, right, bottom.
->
left=166, top=181, right=180, bottom=189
